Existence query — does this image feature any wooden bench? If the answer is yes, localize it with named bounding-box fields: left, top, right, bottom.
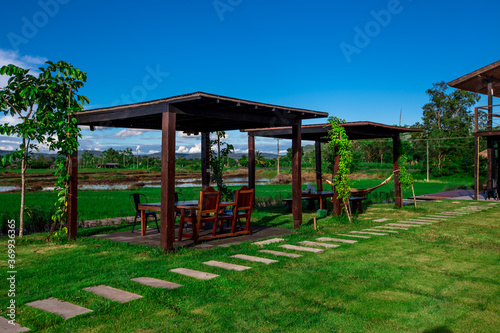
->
left=283, top=197, right=316, bottom=212
left=349, top=197, right=366, bottom=214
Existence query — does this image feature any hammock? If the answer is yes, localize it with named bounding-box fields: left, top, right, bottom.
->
left=325, top=173, right=394, bottom=197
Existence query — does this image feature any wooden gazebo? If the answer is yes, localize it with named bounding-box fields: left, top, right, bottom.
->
left=448, top=60, right=500, bottom=199
left=243, top=122, right=422, bottom=213
left=69, top=92, right=328, bottom=250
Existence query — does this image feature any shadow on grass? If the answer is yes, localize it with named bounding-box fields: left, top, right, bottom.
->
left=423, top=326, right=454, bottom=333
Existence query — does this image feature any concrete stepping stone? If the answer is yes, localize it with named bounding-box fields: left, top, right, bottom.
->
left=253, top=238, right=285, bottom=247
left=336, top=234, right=370, bottom=239
left=350, top=231, right=387, bottom=236
left=259, top=250, right=302, bottom=258
left=426, top=215, right=450, bottom=218
left=434, top=200, right=443, bottom=202
left=363, top=228, right=398, bottom=234
left=170, top=268, right=219, bottom=280
left=386, top=223, right=421, bottom=228
left=203, top=260, right=252, bottom=271
left=488, top=203, right=498, bottom=205
left=25, top=298, right=92, bottom=320
left=373, top=218, right=391, bottom=222
left=83, top=285, right=142, bottom=303
left=374, top=226, right=408, bottom=230
left=279, top=244, right=323, bottom=253
left=416, top=217, right=442, bottom=221
left=230, top=254, right=279, bottom=264
left=0, top=316, right=30, bottom=332
left=131, top=277, right=183, bottom=289
left=407, top=219, right=437, bottom=223
left=316, top=237, right=357, bottom=244
left=399, top=221, right=433, bottom=225
left=299, top=241, right=341, bottom=248
left=469, top=202, right=479, bottom=205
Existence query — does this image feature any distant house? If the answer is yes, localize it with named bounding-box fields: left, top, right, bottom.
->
left=96, top=163, right=120, bottom=169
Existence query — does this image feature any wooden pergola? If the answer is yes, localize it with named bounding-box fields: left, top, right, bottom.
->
left=448, top=60, right=500, bottom=199
left=243, top=122, right=422, bottom=213
left=69, top=92, right=328, bottom=250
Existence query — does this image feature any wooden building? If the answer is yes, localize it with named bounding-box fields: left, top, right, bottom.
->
left=448, top=60, right=500, bottom=199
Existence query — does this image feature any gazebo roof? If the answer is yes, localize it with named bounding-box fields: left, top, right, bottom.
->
left=76, top=92, right=328, bottom=132
left=447, top=60, right=500, bottom=97
left=242, top=121, right=422, bottom=141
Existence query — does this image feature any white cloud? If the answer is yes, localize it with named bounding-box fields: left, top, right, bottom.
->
left=210, top=133, right=229, bottom=140
left=234, top=148, right=249, bottom=154
left=0, top=114, right=22, bottom=126
left=178, top=131, right=200, bottom=138
left=115, top=129, right=145, bottom=137
left=189, top=143, right=201, bottom=154
left=0, top=145, right=15, bottom=151
left=148, top=150, right=159, bottom=154
left=176, top=146, right=189, bottom=154
left=0, top=49, right=47, bottom=88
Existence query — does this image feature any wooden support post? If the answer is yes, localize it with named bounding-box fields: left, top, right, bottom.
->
left=315, top=140, right=323, bottom=192
left=393, top=135, right=402, bottom=208
left=292, top=123, right=302, bottom=228
left=201, top=132, right=210, bottom=190
left=474, top=135, right=479, bottom=200
left=248, top=134, right=255, bottom=190
left=67, top=149, right=78, bottom=239
left=332, top=145, right=342, bottom=216
left=487, top=79, right=494, bottom=190
left=161, top=109, right=176, bottom=251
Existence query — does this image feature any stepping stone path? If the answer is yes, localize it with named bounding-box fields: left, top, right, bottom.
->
left=336, top=234, right=370, bottom=239
left=426, top=215, right=450, bottom=218
left=253, top=238, right=284, bottom=247
left=316, top=237, right=357, bottom=244
left=363, top=228, right=398, bottom=234
left=299, top=241, right=341, bottom=248
left=387, top=223, right=421, bottom=228
left=0, top=316, right=30, bottom=332
left=131, top=277, right=182, bottom=289
left=399, top=221, right=433, bottom=225
left=230, top=254, right=278, bottom=265
left=170, top=268, right=219, bottom=280
left=259, top=250, right=302, bottom=258
left=373, top=218, right=391, bottom=222
left=203, top=260, right=252, bottom=271
left=407, top=219, right=437, bottom=223
left=374, top=226, right=408, bottom=230
left=26, top=298, right=92, bottom=320
left=350, top=231, right=388, bottom=236
left=83, top=285, right=143, bottom=303
left=280, top=244, right=323, bottom=253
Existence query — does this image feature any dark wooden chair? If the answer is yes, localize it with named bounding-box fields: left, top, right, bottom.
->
left=218, top=186, right=254, bottom=235
left=485, top=179, right=499, bottom=200
left=129, top=193, right=159, bottom=233
left=178, top=190, right=221, bottom=242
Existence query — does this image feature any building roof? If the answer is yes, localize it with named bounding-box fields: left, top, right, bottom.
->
left=447, top=60, right=500, bottom=97
left=76, top=92, right=329, bottom=132
left=242, top=121, right=422, bottom=141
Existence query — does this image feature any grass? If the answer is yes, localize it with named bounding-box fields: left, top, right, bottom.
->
left=0, top=200, right=498, bottom=332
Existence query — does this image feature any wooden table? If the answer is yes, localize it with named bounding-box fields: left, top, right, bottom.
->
left=301, top=191, right=334, bottom=210
left=137, top=201, right=235, bottom=239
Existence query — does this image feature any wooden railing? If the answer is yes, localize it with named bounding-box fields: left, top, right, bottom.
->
left=474, top=104, right=500, bottom=133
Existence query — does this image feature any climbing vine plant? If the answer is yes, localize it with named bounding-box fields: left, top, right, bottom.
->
left=398, top=153, right=417, bottom=208
left=209, top=131, right=234, bottom=201
left=327, top=117, right=353, bottom=222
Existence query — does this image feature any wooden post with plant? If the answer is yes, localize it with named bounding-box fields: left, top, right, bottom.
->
left=398, top=153, right=417, bottom=208
left=327, top=117, right=353, bottom=222
left=209, top=131, right=234, bottom=200
left=0, top=61, right=88, bottom=239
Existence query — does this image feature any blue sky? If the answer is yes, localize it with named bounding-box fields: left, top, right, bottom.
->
left=1, top=0, right=499, bottom=155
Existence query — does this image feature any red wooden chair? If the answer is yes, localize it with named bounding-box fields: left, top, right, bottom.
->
left=178, top=190, right=220, bottom=242
left=218, top=186, right=254, bottom=235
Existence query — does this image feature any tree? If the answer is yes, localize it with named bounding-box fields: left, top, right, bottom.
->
left=238, top=154, right=248, bottom=167
left=417, top=81, right=480, bottom=175
left=0, top=61, right=88, bottom=238
left=81, top=150, right=95, bottom=168
left=255, top=151, right=267, bottom=167
left=102, top=147, right=120, bottom=163
left=209, top=131, right=234, bottom=200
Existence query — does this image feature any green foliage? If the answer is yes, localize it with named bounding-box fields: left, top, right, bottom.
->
left=209, top=131, right=234, bottom=200
left=398, top=154, right=413, bottom=190
left=0, top=60, right=88, bottom=239
left=327, top=117, right=352, bottom=213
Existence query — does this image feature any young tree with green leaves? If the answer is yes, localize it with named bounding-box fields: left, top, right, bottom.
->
left=398, top=154, right=416, bottom=208
left=209, top=131, right=234, bottom=200
left=0, top=61, right=88, bottom=238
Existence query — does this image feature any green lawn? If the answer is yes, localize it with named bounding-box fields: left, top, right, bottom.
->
left=0, top=200, right=498, bottom=332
